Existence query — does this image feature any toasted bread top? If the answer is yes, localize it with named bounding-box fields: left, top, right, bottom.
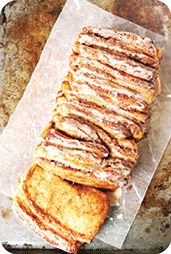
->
left=15, top=164, right=109, bottom=242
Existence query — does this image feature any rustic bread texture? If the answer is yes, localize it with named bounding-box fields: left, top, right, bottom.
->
left=35, top=27, right=161, bottom=190
left=14, top=164, right=109, bottom=253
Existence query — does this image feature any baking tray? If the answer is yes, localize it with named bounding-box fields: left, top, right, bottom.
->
left=0, top=0, right=171, bottom=253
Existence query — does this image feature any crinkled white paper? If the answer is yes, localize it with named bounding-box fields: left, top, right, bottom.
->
left=0, top=0, right=171, bottom=249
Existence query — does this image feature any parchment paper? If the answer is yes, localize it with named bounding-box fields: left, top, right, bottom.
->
left=0, top=0, right=171, bottom=249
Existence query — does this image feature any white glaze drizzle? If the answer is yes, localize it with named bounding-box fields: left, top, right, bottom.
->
left=73, top=42, right=154, bottom=81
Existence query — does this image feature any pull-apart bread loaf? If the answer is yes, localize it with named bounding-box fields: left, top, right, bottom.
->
left=14, top=27, right=161, bottom=253
left=14, top=164, right=109, bottom=253
left=35, top=27, right=161, bottom=190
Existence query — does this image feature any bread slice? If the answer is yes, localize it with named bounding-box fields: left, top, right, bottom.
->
left=36, top=158, right=120, bottom=190
left=13, top=164, right=109, bottom=253
left=35, top=121, right=135, bottom=190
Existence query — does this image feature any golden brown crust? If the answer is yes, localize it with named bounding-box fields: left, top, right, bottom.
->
left=154, top=76, right=161, bottom=96
left=14, top=164, right=109, bottom=250
left=41, top=121, right=54, bottom=138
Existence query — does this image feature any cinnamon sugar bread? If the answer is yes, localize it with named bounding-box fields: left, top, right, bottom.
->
left=35, top=26, right=161, bottom=190
left=14, top=164, right=109, bottom=253
left=14, top=27, right=161, bottom=252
